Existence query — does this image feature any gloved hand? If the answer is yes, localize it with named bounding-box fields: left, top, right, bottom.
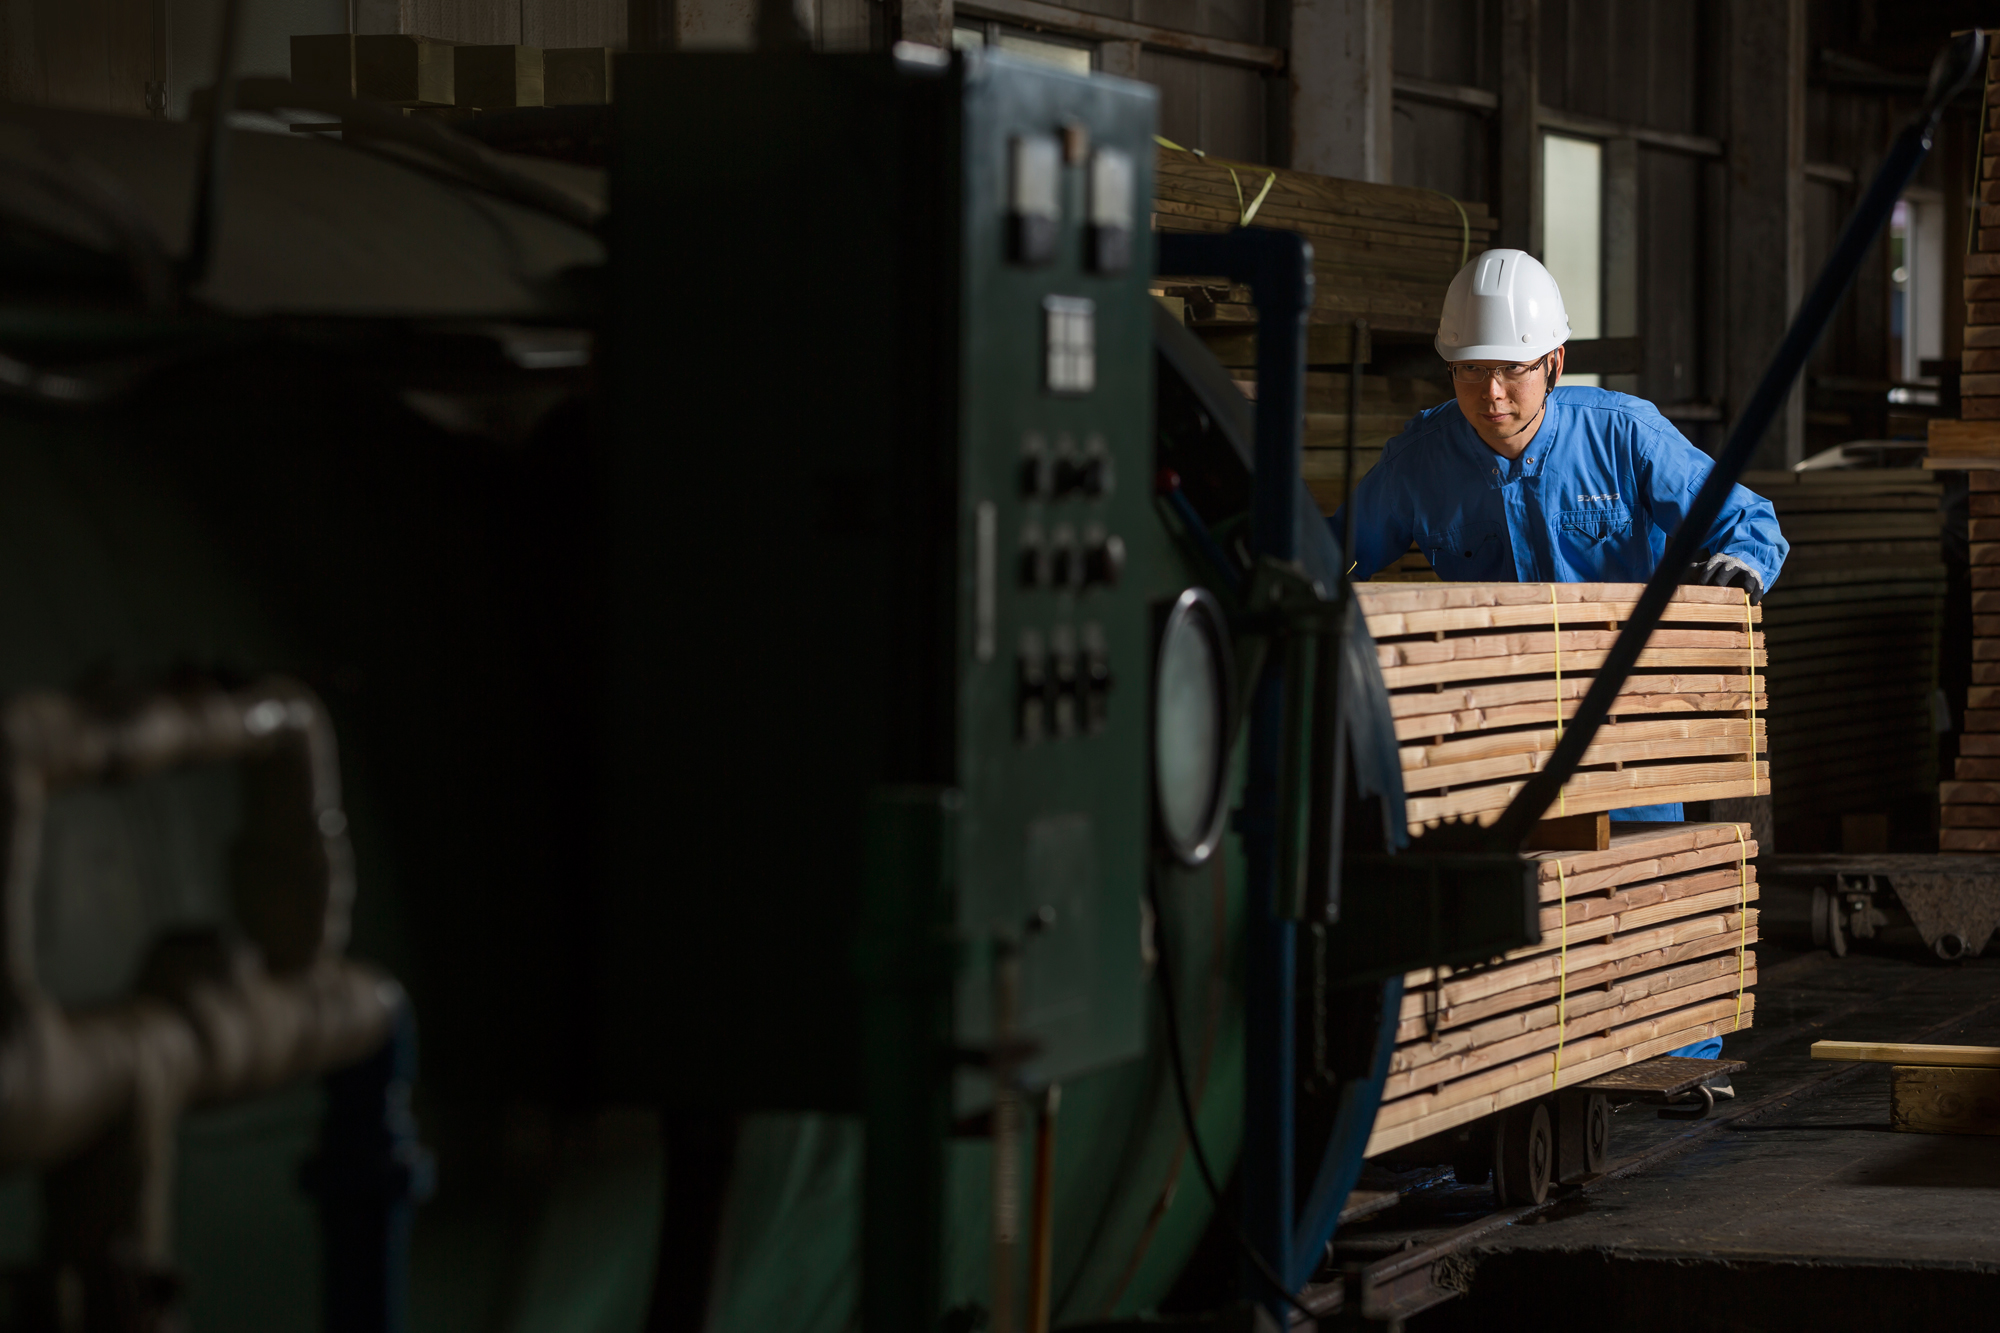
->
left=1681, top=553, right=1764, bottom=604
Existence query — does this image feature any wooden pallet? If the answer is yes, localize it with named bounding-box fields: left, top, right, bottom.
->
left=1367, top=822, right=1757, bottom=1157
left=1355, top=584, right=1767, bottom=833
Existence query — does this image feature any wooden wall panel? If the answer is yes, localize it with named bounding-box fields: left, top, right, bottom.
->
left=1393, top=0, right=1497, bottom=91
left=1538, top=0, right=1713, bottom=136
left=1391, top=101, right=1488, bottom=203
left=400, top=0, right=625, bottom=45
left=1140, top=48, right=1263, bottom=161
left=1, top=0, right=155, bottom=113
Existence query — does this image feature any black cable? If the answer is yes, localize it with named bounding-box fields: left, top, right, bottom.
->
left=1146, top=867, right=1323, bottom=1324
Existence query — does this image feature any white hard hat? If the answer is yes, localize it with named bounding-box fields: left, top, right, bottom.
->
left=1435, top=248, right=1571, bottom=363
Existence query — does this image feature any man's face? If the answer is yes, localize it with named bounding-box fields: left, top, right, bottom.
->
left=1450, top=346, right=1564, bottom=459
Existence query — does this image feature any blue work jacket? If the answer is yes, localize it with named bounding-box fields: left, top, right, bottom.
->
left=1333, top=385, right=1789, bottom=821
left=1333, top=386, right=1788, bottom=588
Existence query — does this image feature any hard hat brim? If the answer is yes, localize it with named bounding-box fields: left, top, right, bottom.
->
left=1435, top=334, right=1569, bottom=364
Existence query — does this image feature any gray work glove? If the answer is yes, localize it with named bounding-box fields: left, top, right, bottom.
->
left=1681, top=553, right=1764, bottom=605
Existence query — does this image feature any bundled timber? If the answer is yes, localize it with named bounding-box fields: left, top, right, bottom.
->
left=1740, top=470, right=1945, bottom=847
left=1944, top=471, right=2000, bottom=849
left=1367, top=821, right=1759, bottom=1156
left=1152, top=146, right=1495, bottom=338
left=1930, top=47, right=2000, bottom=454
left=1355, top=583, right=1768, bottom=834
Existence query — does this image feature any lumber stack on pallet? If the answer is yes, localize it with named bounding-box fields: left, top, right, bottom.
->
left=1354, top=583, right=1769, bottom=834
left=1941, top=471, right=2000, bottom=850
left=1740, top=469, right=1945, bottom=847
left=1152, top=146, right=1494, bottom=339
left=1367, top=821, right=1759, bottom=1156
left=1928, top=44, right=2000, bottom=445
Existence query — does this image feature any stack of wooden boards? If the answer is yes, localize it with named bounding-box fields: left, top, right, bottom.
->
left=1740, top=469, right=1945, bottom=847
left=1355, top=583, right=1768, bottom=835
left=1152, top=146, right=1494, bottom=339
left=1941, top=472, right=2000, bottom=850
left=1926, top=37, right=2000, bottom=462
left=1367, top=822, right=1759, bottom=1156
left=1812, top=1041, right=2000, bottom=1137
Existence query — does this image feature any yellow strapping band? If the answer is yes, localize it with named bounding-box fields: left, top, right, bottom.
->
left=1550, top=585, right=1565, bottom=815
left=1733, top=824, right=1749, bottom=1030
left=1744, top=590, right=1759, bottom=793
left=1424, top=189, right=1472, bottom=267
left=1156, top=136, right=1278, bottom=226
left=1552, top=860, right=1569, bottom=1090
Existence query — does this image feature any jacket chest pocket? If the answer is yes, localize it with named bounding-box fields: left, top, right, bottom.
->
left=1558, top=504, right=1633, bottom=545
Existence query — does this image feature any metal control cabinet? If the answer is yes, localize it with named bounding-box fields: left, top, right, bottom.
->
left=605, top=51, right=1159, bottom=1110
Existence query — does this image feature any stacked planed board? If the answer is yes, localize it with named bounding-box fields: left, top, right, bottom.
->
left=1152, top=145, right=1495, bottom=338
left=1741, top=469, right=1946, bottom=847
left=1940, top=472, right=2000, bottom=849
left=1356, top=583, right=1769, bottom=836
left=1366, top=822, right=1758, bottom=1156
left=1926, top=37, right=2000, bottom=453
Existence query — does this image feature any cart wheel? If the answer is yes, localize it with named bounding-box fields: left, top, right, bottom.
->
left=1828, top=895, right=1848, bottom=958
left=1492, top=1101, right=1552, bottom=1206
left=1810, top=886, right=1829, bottom=948
left=1583, top=1093, right=1611, bottom=1174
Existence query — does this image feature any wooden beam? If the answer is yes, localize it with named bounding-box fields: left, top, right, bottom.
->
left=1811, top=1040, right=2000, bottom=1067
left=1497, top=0, right=1539, bottom=254
left=1289, top=0, right=1394, bottom=183
left=1891, top=1065, right=2000, bottom=1135
left=1538, top=107, right=1723, bottom=159
left=889, top=0, right=954, bottom=48
left=1392, top=74, right=1497, bottom=114
left=1724, top=0, right=1807, bottom=470
left=955, top=0, right=1284, bottom=70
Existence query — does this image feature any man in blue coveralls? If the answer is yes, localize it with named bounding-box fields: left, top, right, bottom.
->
left=1334, top=248, right=1788, bottom=1076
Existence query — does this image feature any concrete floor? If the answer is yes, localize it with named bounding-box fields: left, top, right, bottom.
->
left=1341, top=925, right=2000, bottom=1331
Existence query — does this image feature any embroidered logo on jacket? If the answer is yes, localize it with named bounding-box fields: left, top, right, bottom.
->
left=1575, top=492, right=1621, bottom=504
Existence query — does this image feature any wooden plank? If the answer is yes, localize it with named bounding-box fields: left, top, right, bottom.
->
left=1811, top=1040, right=2000, bottom=1068
left=1388, top=672, right=1761, bottom=721
left=1941, top=827, right=2000, bottom=849
left=1367, top=1000, right=1757, bottom=1156
left=1370, top=992, right=1757, bottom=1141
left=1522, top=812, right=1609, bottom=852
left=1890, top=1065, right=2000, bottom=1135
left=1536, top=869, right=1758, bottom=937
left=1363, top=598, right=1759, bottom=638
left=1396, top=927, right=1749, bottom=1039
left=1388, top=960, right=1757, bottom=1094
left=1355, top=582, right=1757, bottom=618
left=1392, top=692, right=1759, bottom=740
left=1372, top=636, right=1741, bottom=666
left=1380, top=646, right=1765, bottom=691
left=1532, top=832, right=1756, bottom=899
left=1404, top=765, right=1767, bottom=827
left=1400, top=728, right=1760, bottom=788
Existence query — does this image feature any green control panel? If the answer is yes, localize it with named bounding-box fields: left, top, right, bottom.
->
left=604, top=50, right=1165, bottom=1110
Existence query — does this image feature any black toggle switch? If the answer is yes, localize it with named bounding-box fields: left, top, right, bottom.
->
left=1082, top=528, right=1125, bottom=588
left=1049, top=523, right=1079, bottom=589
left=1082, top=622, right=1111, bottom=735
left=1018, top=523, right=1047, bottom=588
left=1020, top=433, right=1052, bottom=500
